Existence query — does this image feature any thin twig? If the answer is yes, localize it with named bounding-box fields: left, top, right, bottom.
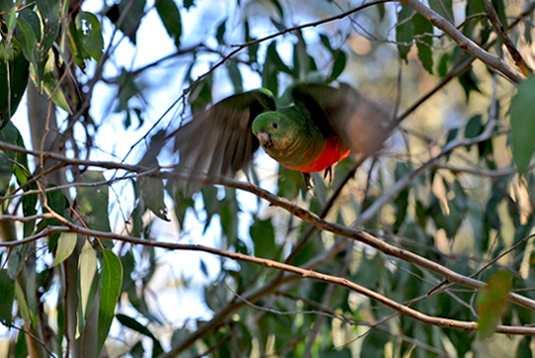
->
left=481, top=0, right=532, bottom=75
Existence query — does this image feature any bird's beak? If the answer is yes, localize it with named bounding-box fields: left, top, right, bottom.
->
left=256, top=131, right=273, bottom=149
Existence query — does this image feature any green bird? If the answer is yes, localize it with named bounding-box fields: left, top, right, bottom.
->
left=169, top=83, right=390, bottom=181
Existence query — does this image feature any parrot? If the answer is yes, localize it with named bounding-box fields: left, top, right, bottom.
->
left=168, top=82, right=391, bottom=184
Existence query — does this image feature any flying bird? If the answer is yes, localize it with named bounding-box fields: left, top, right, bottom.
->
left=168, top=82, right=391, bottom=183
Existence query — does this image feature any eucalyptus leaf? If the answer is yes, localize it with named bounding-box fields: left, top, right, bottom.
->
left=75, top=12, right=104, bottom=63
left=97, top=249, right=123, bottom=356
left=78, top=240, right=97, bottom=320
left=50, top=232, right=77, bottom=267
left=0, top=269, right=15, bottom=325
left=75, top=171, right=111, bottom=233
left=156, top=0, right=181, bottom=48
left=477, top=271, right=512, bottom=338
left=510, top=75, right=535, bottom=174
left=0, top=151, right=12, bottom=196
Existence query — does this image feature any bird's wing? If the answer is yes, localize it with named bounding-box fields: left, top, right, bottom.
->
left=291, top=83, right=391, bottom=156
left=170, top=88, right=276, bottom=179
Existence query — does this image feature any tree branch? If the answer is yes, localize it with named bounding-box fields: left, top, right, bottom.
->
left=401, top=0, right=526, bottom=84
left=481, top=0, right=532, bottom=76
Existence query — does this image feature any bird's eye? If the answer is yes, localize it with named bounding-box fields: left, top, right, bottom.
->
left=272, top=122, right=278, bottom=129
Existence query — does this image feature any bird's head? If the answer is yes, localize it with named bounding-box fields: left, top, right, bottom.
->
left=252, top=111, right=298, bottom=156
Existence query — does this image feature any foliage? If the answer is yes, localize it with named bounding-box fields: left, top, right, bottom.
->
left=1, top=0, right=535, bottom=357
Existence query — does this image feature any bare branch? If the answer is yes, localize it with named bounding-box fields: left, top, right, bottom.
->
left=4, top=222, right=535, bottom=342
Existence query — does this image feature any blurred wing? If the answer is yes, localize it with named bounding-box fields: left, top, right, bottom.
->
left=170, top=89, right=276, bottom=179
left=292, top=83, right=391, bottom=155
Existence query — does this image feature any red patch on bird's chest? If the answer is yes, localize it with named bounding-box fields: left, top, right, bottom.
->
left=283, top=135, right=350, bottom=173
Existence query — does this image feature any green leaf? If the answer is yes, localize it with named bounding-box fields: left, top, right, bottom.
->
left=215, top=18, right=226, bottom=44
left=250, top=218, right=275, bottom=257
left=227, top=60, right=243, bottom=94
left=412, top=13, right=433, bottom=74
left=106, top=0, right=146, bottom=44
left=458, top=68, right=481, bottom=100
left=0, top=49, right=29, bottom=128
left=510, top=75, right=535, bottom=174
left=50, top=232, right=77, bottom=267
left=97, top=249, right=123, bottom=356
left=78, top=240, right=97, bottom=318
left=156, top=0, right=181, bottom=48
left=188, top=76, right=212, bottom=114
left=429, top=0, right=453, bottom=22
left=465, top=114, right=483, bottom=139
left=75, top=12, right=104, bottom=63
left=476, top=271, right=512, bottom=338
left=0, top=0, right=16, bottom=13
left=516, top=336, right=533, bottom=358
left=14, top=281, right=33, bottom=326
left=0, top=151, right=12, bottom=196
left=0, top=269, right=15, bottom=325
left=13, top=329, right=28, bottom=358
left=116, top=314, right=164, bottom=356
left=139, top=176, right=169, bottom=221
left=396, top=5, right=414, bottom=62
left=183, top=0, right=194, bottom=9
left=116, top=314, right=154, bottom=338
left=200, top=185, right=218, bottom=231
left=8, top=244, right=29, bottom=280
left=36, top=0, right=61, bottom=52
left=0, top=122, right=30, bottom=188
left=75, top=171, right=111, bottom=233
left=437, top=52, right=450, bottom=77
left=38, top=49, right=74, bottom=113
left=327, top=51, right=347, bottom=82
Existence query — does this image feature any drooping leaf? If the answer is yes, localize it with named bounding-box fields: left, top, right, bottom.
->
left=75, top=11, right=104, bottom=63
left=50, top=232, right=77, bottom=267
left=36, top=0, right=61, bottom=52
left=75, top=171, right=111, bottom=233
left=183, top=0, right=195, bottom=9
left=106, top=0, right=146, bottom=44
left=516, top=336, right=533, bottom=358
left=0, top=150, right=12, bottom=196
left=0, top=49, right=29, bottom=128
left=412, top=13, right=433, bottom=74
left=14, top=280, right=33, bottom=326
left=510, top=75, right=535, bottom=174
left=250, top=218, right=276, bottom=258
left=97, top=249, right=123, bottom=356
left=116, top=314, right=164, bottom=356
left=139, top=176, right=169, bottom=221
left=458, top=68, right=482, bottom=100
left=78, top=240, right=97, bottom=317
left=156, top=0, right=181, bottom=48
left=76, top=240, right=98, bottom=338
left=7, top=244, right=29, bottom=280
left=215, top=18, right=226, bottom=44
left=327, top=50, right=347, bottom=82
left=0, top=122, right=30, bottom=187
left=188, top=76, right=212, bottom=114
left=227, top=60, right=243, bottom=94
left=476, top=271, right=512, bottom=338
left=38, top=49, right=74, bottom=113
left=396, top=5, right=414, bottom=62
left=0, top=269, right=15, bottom=325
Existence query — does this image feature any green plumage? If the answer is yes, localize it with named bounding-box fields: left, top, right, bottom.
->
left=251, top=105, right=326, bottom=169
left=165, top=82, right=391, bottom=179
